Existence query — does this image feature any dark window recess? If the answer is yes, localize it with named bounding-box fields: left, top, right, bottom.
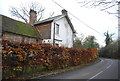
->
left=43, top=41, right=45, bottom=43
left=55, top=24, right=59, bottom=34
left=55, top=43, right=59, bottom=46
left=36, top=39, right=38, bottom=43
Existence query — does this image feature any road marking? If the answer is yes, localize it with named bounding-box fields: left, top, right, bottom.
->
left=106, top=59, right=113, bottom=69
left=88, top=59, right=113, bottom=81
left=89, top=71, right=103, bottom=80
left=106, top=65, right=111, bottom=69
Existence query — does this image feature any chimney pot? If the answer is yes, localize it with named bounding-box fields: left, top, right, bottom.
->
left=62, top=9, right=67, bottom=16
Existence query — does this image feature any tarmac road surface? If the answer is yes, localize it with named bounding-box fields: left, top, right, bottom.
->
left=36, top=58, right=119, bottom=81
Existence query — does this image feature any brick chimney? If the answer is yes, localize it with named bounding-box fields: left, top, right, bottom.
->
left=62, top=9, right=68, bottom=16
left=29, top=9, right=37, bottom=25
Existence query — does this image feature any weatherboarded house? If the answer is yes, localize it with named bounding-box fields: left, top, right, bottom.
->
left=1, top=15, right=42, bottom=44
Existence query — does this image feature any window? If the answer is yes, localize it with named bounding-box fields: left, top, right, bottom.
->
left=55, top=24, right=59, bottom=35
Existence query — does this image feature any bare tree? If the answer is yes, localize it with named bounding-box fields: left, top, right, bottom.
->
left=76, top=0, right=120, bottom=17
left=9, top=1, right=45, bottom=23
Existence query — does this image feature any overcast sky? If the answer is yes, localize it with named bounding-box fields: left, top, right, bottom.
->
left=0, top=0, right=118, bottom=47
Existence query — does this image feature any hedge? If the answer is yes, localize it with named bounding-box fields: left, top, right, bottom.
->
left=2, top=39, right=98, bottom=79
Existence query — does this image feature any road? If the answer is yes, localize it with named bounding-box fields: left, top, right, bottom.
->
left=37, top=58, right=119, bottom=81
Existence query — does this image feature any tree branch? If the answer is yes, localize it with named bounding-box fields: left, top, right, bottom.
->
left=77, top=0, right=119, bottom=16
left=9, top=1, right=45, bottom=23
left=101, top=4, right=116, bottom=11
left=10, top=7, right=28, bottom=23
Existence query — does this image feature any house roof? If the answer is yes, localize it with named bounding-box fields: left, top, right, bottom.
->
left=65, top=15, right=76, bottom=33
left=1, top=15, right=40, bottom=38
left=34, top=15, right=76, bottom=33
left=34, top=15, right=62, bottom=25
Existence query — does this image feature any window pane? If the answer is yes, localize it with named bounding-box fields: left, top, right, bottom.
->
left=55, top=24, right=59, bottom=34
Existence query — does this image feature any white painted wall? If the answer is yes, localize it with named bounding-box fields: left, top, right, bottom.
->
left=43, top=16, right=74, bottom=48
left=50, top=17, right=74, bottom=48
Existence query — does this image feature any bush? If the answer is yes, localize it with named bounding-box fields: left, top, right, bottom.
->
left=99, top=40, right=119, bottom=59
left=2, top=39, right=98, bottom=79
